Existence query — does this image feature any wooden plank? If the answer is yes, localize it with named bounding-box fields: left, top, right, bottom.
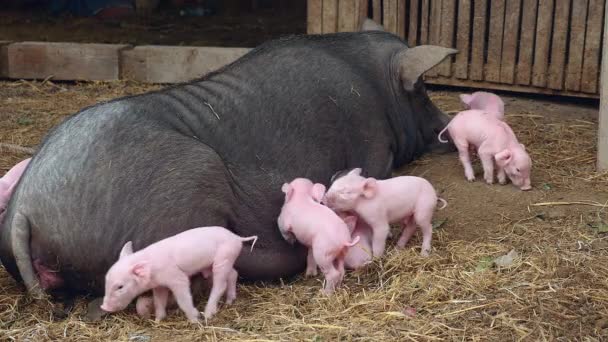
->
left=454, top=0, right=471, bottom=79
left=6, top=42, right=129, bottom=81
left=121, top=46, right=251, bottom=84
left=373, top=0, right=381, bottom=23
left=531, top=0, right=555, bottom=87
left=0, top=41, right=11, bottom=78
left=516, top=0, right=538, bottom=85
left=546, top=0, right=570, bottom=90
left=437, top=0, right=456, bottom=77
left=598, top=0, right=608, bottom=170
left=420, top=0, right=430, bottom=44
left=338, top=0, right=357, bottom=32
left=358, top=0, right=369, bottom=29
left=322, top=0, right=338, bottom=33
left=484, top=0, right=505, bottom=83
left=581, top=0, right=605, bottom=93
left=499, top=0, right=521, bottom=84
left=397, top=0, right=407, bottom=39
left=408, top=0, right=420, bottom=46
left=565, top=0, right=589, bottom=91
left=469, top=0, right=487, bottom=81
left=424, top=76, right=600, bottom=99
left=307, top=0, right=323, bottom=34
left=426, top=0, right=443, bottom=77
left=384, top=0, right=398, bottom=35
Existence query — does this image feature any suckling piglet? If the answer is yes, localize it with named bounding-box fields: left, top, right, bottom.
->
left=323, top=169, right=447, bottom=257
left=101, top=226, right=257, bottom=322
left=277, top=178, right=360, bottom=294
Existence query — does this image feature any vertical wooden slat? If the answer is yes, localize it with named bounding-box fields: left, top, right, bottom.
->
left=372, top=0, right=381, bottom=23
left=581, top=0, right=605, bottom=93
left=485, top=0, right=506, bottom=83
left=437, top=0, right=456, bottom=77
left=322, top=0, right=338, bottom=33
left=338, top=0, right=357, bottom=32
left=470, top=0, right=487, bottom=81
left=397, top=0, right=407, bottom=39
left=384, top=0, right=398, bottom=34
left=427, top=0, right=443, bottom=77
left=307, top=0, right=323, bottom=34
left=531, top=0, right=555, bottom=87
left=420, top=0, right=430, bottom=44
left=598, top=0, right=608, bottom=170
left=499, top=0, right=521, bottom=84
left=358, top=0, right=370, bottom=30
left=546, top=0, right=571, bottom=90
left=516, top=0, right=538, bottom=85
left=408, top=0, right=420, bottom=46
left=565, top=0, right=589, bottom=91
left=454, top=0, right=471, bottom=79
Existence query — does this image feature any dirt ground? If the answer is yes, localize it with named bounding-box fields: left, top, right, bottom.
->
left=0, top=8, right=306, bottom=47
left=0, top=79, right=607, bottom=341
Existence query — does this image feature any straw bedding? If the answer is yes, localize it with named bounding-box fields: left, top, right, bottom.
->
left=0, top=80, right=606, bottom=341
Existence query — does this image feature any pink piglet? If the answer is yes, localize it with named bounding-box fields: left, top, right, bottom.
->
left=101, top=226, right=257, bottom=322
left=277, top=178, right=359, bottom=294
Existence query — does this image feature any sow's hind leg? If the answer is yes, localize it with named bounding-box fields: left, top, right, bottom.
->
left=9, top=212, right=45, bottom=299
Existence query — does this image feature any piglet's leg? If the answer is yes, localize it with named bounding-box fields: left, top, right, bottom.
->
left=225, top=268, right=238, bottom=305
left=204, top=267, right=230, bottom=319
left=455, top=141, right=475, bottom=181
left=478, top=151, right=495, bottom=184
left=153, top=287, right=170, bottom=322
left=396, top=217, right=416, bottom=249
left=165, top=272, right=199, bottom=323
left=305, top=248, right=318, bottom=277
left=313, top=248, right=341, bottom=295
left=415, top=210, right=434, bottom=257
left=497, top=167, right=507, bottom=185
left=370, top=221, right=391, bottom=257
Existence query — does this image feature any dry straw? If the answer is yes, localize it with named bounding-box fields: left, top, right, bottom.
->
left=0, top=83, right=606, bottom=340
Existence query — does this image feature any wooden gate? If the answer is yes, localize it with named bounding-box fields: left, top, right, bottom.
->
left=307, top=0, right=606, bottom=99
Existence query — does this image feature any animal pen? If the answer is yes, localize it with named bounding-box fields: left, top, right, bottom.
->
left=307, top=0, right=608, bottom=169
left=2, top=2, right=608, bottom=341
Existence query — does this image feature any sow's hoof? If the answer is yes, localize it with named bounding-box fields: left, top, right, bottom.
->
left=84, top=297, right=109, bottom=322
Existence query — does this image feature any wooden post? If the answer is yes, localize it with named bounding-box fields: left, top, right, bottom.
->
left=598, top=0, right=608, bottom=170
left=307, top=0, right=323, bottom=34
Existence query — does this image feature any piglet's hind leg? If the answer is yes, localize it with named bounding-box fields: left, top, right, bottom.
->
left=225, top=269, right=238, bottom=305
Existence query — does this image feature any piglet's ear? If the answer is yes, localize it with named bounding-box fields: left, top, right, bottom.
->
left=131, top=262, right=151, bottom=284
left=348, top=168, right=362, bottom=176
left=519, top=143, right=526, bottom=151
left=494, top=149, right=513, bottom=166
left=119, top=241, right=134, bottom=259
left=459, top=94, right=472, bottom=105
left=362, top=178, right=377, bottom=199
left=311, top=183, right=326, bottom=202
left=343, top=216, right=357, bottom=233
left=281, top=183, right=294, bottom=202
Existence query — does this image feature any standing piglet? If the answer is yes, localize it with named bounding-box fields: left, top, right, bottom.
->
left=438, top=109, right=532, bottom=190
left=460, top=91, right=505, bottom=120
left=0, top=158, right=31, bottom=219
left=100, top=226, right=257, bottom=322
left=277, top=178, right=360, bottom=294
left=323, top=169, right=447, bottom=258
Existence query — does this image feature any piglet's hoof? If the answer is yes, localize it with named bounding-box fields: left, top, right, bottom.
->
left=420, top=250, right=431, bottom=257
left=84, top=297, right=108, bottom=322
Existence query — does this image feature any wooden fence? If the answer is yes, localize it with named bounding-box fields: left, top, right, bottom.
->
left=307, top=0, right=606, bottom=99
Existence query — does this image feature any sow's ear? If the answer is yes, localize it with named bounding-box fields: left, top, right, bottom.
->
left=360, top=18, right=385, bottom=32
left=119, top=241, right=134, bottom=259
left=397, top=46, right=459, bottom=91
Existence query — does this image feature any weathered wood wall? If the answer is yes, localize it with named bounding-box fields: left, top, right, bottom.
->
left=307, top=0, right=606, bottom=99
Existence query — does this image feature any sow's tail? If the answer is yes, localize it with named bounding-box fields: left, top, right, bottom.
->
left=437, top=124, right=451, bottom=143
left=239, top=235, right=259, bottom=252
left=437, top=198, right=448, bottom=210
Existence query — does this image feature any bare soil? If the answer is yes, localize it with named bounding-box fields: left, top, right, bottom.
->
left=0, top=80, right=607, bottom=340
